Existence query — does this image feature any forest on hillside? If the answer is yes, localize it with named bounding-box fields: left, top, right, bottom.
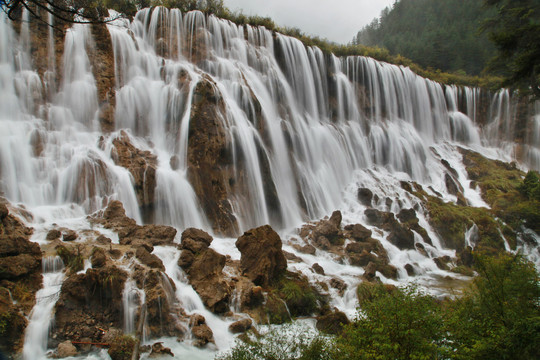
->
left=352, top=0, right=495, bottom=75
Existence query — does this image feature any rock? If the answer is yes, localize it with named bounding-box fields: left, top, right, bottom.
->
left=47, top=229, right=62, bottom=240
left=297, top=244, right=316, bottom=255
left=387, top=225, right=415, bottom=250
left=62, top=229, right=78, bottom=241
left=92, top=201, right=177, bottom=246
left=329, top=278, right=347, bottom=296
left=111, top=131, right=157, bottom=210
left=228, top=318, right=252, bottom=334
left=91, top=247, right=107, bottom=268
left=314, top=235, right=332, bottom=250
left=135, top=247, right=165, bottom=270
left=179, top=229, right=213, bottom=254
left=405, top=263, right=415, bottom=276
left=312, top=263, right=325, bottom=275
left=57, top=340, right=77, bottom=358
left=0, top=203, right=8, bottom=220
left=192, top=324, right=214, bottom=347
left=283, top=251, right=302, bottom=262
left=397, top=208, right=417, bottom=224
left=358, top=188, right=374, bottom=206
left=364, top=208, right=394, bottom=227
left=143, top=270, right=182, bottom=338
left=363, top=262, right=378, bottom=282
left=0, top=254, right=40, bottom=278
left=328, top=210, right=342, bottom=228
left=184, top=248, right=231, bottom=313
left=96, top=235, right=112, bottom=245
left=347, top=249, right=379, bottom=267
left=52, top=266, right=128, bottom=344
left=344, top=223, right=372, bottom=241
left=131, top=239, right=154, bottom=253
left=149, top=342, right=174, bottom=357
left=190, top=314, right=214, bottom=347
left=312, top=219, right=340, bottom=244
left=179, top=229, right=231, bottom=313
left=187, top=77, right=238, bottom=236
left=434, top=256, right=452, bottom=271
left=236, top=225, right=287, bottom=287
left=316, top=311, right=350, bottom=335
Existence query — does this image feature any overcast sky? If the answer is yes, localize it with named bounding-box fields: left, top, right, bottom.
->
left=222, top=0, right=395, bottom=44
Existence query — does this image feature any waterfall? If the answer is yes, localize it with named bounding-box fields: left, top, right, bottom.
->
left=1, top=6, right=539, bottom=359
left=22, top=257, right=65, bottom=360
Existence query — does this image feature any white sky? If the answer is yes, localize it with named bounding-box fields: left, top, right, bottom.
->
left=222, top=0, right=395, bottom=44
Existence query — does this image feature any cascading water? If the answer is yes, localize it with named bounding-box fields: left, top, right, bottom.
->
left=1, top=5, right=540, bottom=359
left=22, top=256, right=65, bottom=360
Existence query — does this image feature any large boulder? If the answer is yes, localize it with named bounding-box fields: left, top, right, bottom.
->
left=235, top=225, right=287, bottom=287
left=178, top=229, right=231, bottom=313
left=316, top=310, right=350, bottom=335
left=52, top=265, right=128, bottom=347
left=311, top=211, right=343, bottom=245
left=186, top=77, right=238, bottom=236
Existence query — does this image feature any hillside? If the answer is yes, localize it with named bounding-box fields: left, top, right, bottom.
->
left=352, top=0, right=496, bottom=75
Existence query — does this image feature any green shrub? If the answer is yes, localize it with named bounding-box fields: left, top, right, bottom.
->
left=337, top=284, right=447, bottom=360
left=216, top=323, right=334, bottom=360
left=446, top=253, right=540, bottom=360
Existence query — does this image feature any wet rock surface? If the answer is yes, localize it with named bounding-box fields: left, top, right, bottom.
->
left=0, top=200, right=42, bottom=354
left=179, top=228, right=231, bottom=313
left=236, top=225, right=287, bottom=287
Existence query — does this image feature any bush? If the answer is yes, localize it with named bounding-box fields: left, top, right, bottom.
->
left=108, top=334, right=137, bottom=360
left=336, top=284, right=447, bottom=360
left=216, top=323, right=334, bottom=360
left=446, top=253, right=540, bottom=360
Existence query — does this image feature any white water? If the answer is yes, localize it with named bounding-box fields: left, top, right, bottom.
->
left=1, top=6, right=540, bottom=359
left=22, top=256, right=65, bottom=360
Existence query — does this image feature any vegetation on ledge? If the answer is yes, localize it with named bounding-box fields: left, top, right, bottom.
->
left=219, top=253, right=540, bottom=360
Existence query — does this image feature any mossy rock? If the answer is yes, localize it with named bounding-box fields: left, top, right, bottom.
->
left=108, top=335, right=136, bottom=360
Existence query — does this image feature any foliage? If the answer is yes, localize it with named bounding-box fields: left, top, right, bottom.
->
left=353, top=0, right=496, bottom=76
left=215, top=323, right=335, bottom=360
left=445, top=253, right=540, bottom=359
left=482, top=0, right=540, bottom=98
left=277, top=276, right=318, bottom=318
left=108, top=334, right=136, bottom=360
left=56, top=245, right=84, bottom=273
left=336, top=284, right=447, bottom=360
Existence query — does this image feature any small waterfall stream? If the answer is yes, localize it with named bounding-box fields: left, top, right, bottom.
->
left=22, top=257, right=65, bottom=360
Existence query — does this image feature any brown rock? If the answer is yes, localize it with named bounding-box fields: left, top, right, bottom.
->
left=344, top=223, right=372, bottom=241
left=297, top=244, right=316, bottom=255
left=96, top=234, right=112, bottom=245
left=192, top=323, right=214, bottom=347
left=90, top=247, right=107, bottom=268
left=111, top=131, right=158, bottom=211
left=329, top=278, right=347, bottom=296
left=149, top=342, right=174, bottom=357
left=62, top=229, right=78, bottom=242
left=57, top=340, right=78, bottom=358
left=316, top=311, right=350, bottom=335
left=47, top=229, right=62, bottom=240
left=186, top=77, right=238, bottom=236
left=405, top=263, right=415, bottom=276
left=357, top=188, right=374, bottom=206
left=0, top=254, right=40, bottom=278
left=135, top=247, right=165, bottom=271
left=236, top=225, right=287, bottom=287
left=312, top=263, right=325, bottom=275
left=228, top=318, right=252, bottom=334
